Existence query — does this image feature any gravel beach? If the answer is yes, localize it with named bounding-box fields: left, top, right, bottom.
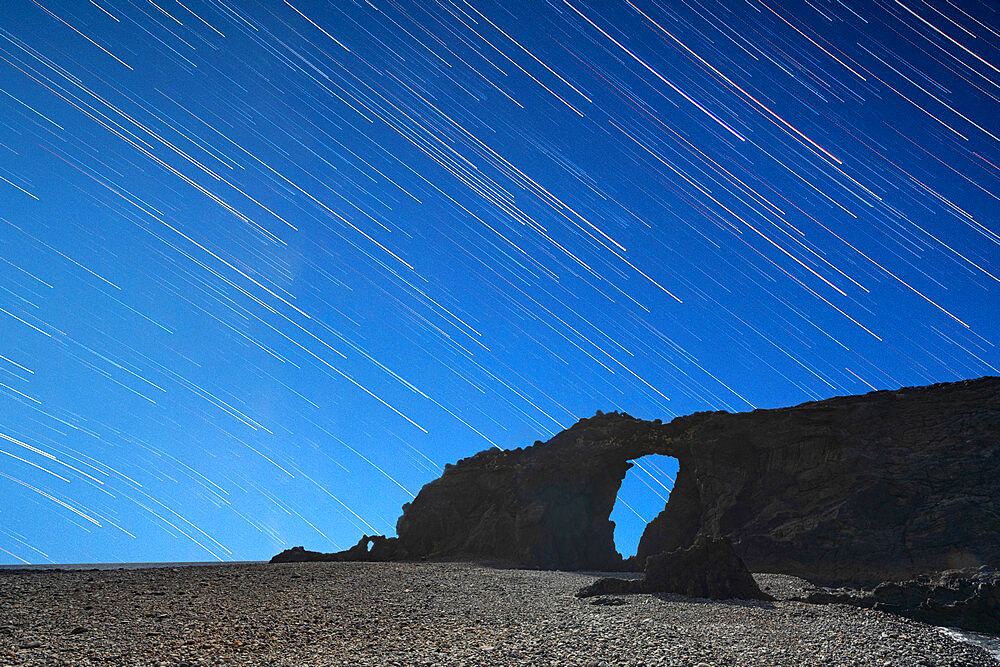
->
left=0, top=561, right=996, bottom=666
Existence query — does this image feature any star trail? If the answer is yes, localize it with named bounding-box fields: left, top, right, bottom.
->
left=1, top=0, right=998, bottom=564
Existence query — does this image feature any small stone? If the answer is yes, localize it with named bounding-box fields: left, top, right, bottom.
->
left=69, top=626, right=88, bottom=634
left=20, top=641, right=41, bottom=649
left=590, top=596, right=627, bottom=606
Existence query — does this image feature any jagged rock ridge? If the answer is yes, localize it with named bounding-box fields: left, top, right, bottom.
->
left=273, top=376, right=1000, bottom=588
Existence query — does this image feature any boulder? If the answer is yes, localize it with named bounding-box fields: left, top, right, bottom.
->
left=392, top=413, right=662, bottom=571
left=270, top=546, right=333, bottom=563
left=577, top=535, right=773, bottom=601
left=642, top=535, right=772, bottom=600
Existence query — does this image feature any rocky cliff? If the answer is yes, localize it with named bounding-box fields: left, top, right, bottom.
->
left=275, top=377, right=1000, bottom=587
left=633, top=376, right=1000, bottom=586
left=392, top=414, right=670, bottom=571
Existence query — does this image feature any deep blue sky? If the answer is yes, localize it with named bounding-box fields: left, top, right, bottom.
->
left=1, top=0, right=997, bottom=564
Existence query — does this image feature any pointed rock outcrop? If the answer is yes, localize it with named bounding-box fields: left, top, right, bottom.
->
left=577, top=535, right=772, bottom=601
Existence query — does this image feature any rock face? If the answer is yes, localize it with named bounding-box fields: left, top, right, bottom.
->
left=393, top=414, right=670, bottom=571
left=797, top=567, right=1000, bottom=634
left=276, top=376, right=1000, bottom=588
left=632, top=376, right=1000, bottom=586
left=576, top=535, right=773, bottom=601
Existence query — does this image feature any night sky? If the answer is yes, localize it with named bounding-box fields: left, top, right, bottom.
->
left=1, top=0, right=998, bottom=565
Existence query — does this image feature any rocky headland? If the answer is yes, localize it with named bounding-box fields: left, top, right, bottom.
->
left=796, top=567, right=1000, bottom=635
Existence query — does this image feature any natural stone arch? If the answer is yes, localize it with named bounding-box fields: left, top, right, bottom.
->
left=393, top=412, right=672, bottom=571
left=275, top=377, right=1000, bottom=587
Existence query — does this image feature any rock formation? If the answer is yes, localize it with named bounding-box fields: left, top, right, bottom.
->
left=576, top=535, right=773, bottom=601
left=271, top=545, right=336, bottom=563
left=270, top=535, right=397, bottom=563
left=391, top=413, right=671, bottom=571
left=275, top=376, right=1000, bottom=589
left=795, top=567, right=1000, bottom=634
left=632, top=375, right=1000, bottom=586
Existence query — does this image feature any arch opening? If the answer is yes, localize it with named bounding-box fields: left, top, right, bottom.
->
left=610, top=454, right=678, bottom=559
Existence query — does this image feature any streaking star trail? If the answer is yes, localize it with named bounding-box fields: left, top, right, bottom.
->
left=1, top=0, right=998, bottom=563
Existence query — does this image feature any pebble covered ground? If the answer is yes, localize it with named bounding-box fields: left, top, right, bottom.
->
left=0, top=561, right=996, bottom=666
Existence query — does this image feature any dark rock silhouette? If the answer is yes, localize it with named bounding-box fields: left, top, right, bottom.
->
left=796, top=567, right=1000, bottom=634
left=271, top=546, right=334, bottom=563
left=577, top=535, right=772, bottom=601
left=270, top=535, right=398, bottom=563
left=642, top=535, right=773, bottom=601
left=273, top=376, right=1000, bottom=589
left=578, top=577, right=636, bottom=597
left=392, top=412, right=666, bottom=571
left=633, top=375, right=1000, bottom=587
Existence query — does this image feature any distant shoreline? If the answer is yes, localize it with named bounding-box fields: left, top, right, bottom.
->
left=0, top=560, right=265, bottom=572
